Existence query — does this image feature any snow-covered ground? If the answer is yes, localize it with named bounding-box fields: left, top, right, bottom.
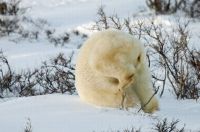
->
left=0, top=93, right=200, bottom=132
left=0, top=0, right=200, bottom=132
left=22, top=0, right=146, bottom=29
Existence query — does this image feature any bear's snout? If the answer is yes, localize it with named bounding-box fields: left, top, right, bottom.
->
left=119, top=73, right=135, bottom=91
left=125, top=74, right=135, bottom=82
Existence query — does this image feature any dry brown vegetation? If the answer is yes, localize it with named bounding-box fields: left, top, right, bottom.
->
left=93, top=6, right=200, bottom=99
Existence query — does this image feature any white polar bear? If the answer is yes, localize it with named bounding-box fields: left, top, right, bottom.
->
left=75, top=29, right=159, bottom=113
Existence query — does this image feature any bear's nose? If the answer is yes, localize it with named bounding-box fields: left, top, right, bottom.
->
left=119, top=73, right=135, bottom=91
left=119, top=73, right=135, bottom=85
left=125, top=73, right=135, bottom=83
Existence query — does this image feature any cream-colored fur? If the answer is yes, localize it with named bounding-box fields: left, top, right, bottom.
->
left=75, top=29, right=159, bottom=113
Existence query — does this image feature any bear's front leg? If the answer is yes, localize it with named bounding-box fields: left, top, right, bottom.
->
left=133, top=64, right=159, bottom=113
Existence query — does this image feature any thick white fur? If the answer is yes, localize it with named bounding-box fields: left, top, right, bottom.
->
left=75, top=29, right=159, bottom=113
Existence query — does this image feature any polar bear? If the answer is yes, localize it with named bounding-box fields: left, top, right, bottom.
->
left=75, top=29, right=159, bottom=113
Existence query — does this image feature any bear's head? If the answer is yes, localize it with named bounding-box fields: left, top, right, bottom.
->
left=88, top=29, right=145, bottom=92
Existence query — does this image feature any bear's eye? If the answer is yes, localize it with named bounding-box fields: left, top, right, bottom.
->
left=108, top=77, right=119, bottom=85
left=137, top=54, right=141, bottom=63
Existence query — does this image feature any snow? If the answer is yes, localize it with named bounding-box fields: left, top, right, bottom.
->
left=0, top=0, right=200, bottom=132
left=0, top=94, right=200, bottom=132
left=22, top=0, right=145, bottom=29
left=0, top=37, right=80, bottom=70
left=0, top=95, right=147, bottom=132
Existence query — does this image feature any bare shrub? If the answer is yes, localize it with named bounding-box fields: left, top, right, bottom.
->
left=97, top=118, right=187, bottom=132
left=181, top=0, right=200, bottom=18
left=146, top=0, right=200, bottom=18
left=93, top=7, right=146, bottom=38
left=0, top=0, right=26, bottom=36
left=96, top=6, right=109, bottom=30
left=36, top=53, right=75, bottom=94
left=0, top=51, right=14, bottom=97
left=99, top=127, right=141, bottom=132
left=15, top=70, right=38, bottom=97
left=146, top=0, right=184, bottom=14
left=0, top=0, right=26, bottom=15
left=93, top=7, right=200, bottom=99
left=0, top=16, right=20, bottom=36
left=0, top=2, right=7, bottom=15
left=137, top=21, right=199, bottom=99
left=24, top=118, right=33, bottom=132
left=45, top=29, right=70, bottom=46
left=94, top=6, right=124, bottom=31
left=15, top=17, right=49, bottom=41
left=153, top=118, right=185, bottom=132
left=0, top=51, right=39, bottom=97
left=72, top=30, right=80, bottom=36
left=0, top=1, right=85, bottom=45
left=0, top=0, right=51, bottom=42
left=190, top=0, right=200, bottom=18
left=0, top=51, right=76, bottom=98
left=7, top=0, right=26, bottom=15
left=189, top=50, right=200, bottom=79
left=12, top=16, right=51, bottom=42
left=142, top=20, right=200, bottom=99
